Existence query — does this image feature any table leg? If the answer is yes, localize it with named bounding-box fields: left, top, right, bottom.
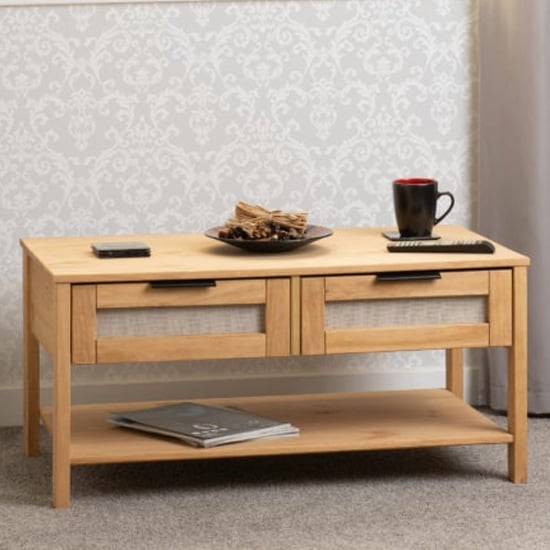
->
left=52, top=284, right=72, bottom=508
left=508, top=266, right=528, bottom=483
left=23, top=254, right=40, bottom=456
left=445, top=348, right=464, bottom=399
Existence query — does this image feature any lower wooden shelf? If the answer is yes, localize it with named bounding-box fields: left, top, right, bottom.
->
left=40, top=389, right=513, bottom=466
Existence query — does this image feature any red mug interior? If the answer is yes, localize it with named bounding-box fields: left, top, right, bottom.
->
left=394, top=178, right=436, bottom=184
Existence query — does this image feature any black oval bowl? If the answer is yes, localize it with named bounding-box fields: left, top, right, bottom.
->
left=204, top=225, right=333, bottom=253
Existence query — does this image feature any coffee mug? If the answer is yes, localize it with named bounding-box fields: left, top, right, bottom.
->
left=393, top=178, right=455, bottom=238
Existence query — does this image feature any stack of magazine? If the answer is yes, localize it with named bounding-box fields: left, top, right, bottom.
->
left=108, top=402, right=299, bottom=448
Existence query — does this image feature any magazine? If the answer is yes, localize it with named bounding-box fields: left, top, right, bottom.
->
left=108, top=402, right=299, bottom=448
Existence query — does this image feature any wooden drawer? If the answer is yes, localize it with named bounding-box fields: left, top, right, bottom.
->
left=301, top=269, right=512, bottom=355
left=71, top=278, right=290, bottom=364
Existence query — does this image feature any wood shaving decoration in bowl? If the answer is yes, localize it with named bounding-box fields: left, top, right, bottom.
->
left=218, top=202, right=308, bottom=240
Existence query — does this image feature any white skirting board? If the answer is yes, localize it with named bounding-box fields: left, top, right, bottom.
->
left=0, top=366, right=483, bottom=427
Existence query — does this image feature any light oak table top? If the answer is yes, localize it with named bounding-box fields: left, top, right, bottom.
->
left=20, top=225, right=529, bottom=283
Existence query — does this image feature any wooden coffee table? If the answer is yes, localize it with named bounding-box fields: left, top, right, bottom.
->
left=20, top=225, right=529, bottom=507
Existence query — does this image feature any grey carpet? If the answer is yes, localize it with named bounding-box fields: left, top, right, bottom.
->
left=2, top=410, right=550, bottom=550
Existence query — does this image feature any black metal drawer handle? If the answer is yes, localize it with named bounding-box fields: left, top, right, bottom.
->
left=149, top=279, right=217, bottom=288
left=376, top=271, right=441, bottom=282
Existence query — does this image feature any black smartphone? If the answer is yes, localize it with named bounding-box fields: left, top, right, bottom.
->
left=91, top=241, right=151, bottom=258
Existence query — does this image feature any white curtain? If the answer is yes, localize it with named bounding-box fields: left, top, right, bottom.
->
left=479, top=0, right=550, bottom=412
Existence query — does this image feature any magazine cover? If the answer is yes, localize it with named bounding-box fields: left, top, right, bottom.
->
left=109, top=402, right=299, bottom=447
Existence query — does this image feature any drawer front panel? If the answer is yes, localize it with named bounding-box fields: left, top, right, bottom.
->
left=97, top=279, right=266, bottom=308
left=326, top=324, right=490, bottom=354
left=72, top=278, right=290, bottom=363
left=96, top=334, right=266, bottom=363
left=302, top=269, right=512, bottom=355
left=325, top=270, right=489, bottom=301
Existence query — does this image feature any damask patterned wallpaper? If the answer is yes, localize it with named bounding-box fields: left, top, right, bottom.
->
left=0, top=0, right=478, bottom=392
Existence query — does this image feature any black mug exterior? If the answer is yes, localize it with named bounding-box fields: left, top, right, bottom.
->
left=393, top=179, right=455, bottom=238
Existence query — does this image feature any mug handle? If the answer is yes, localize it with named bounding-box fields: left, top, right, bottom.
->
left=434, top=191, right=455, bottom=225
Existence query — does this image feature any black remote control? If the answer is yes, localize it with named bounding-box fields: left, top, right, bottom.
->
left=387, top=239, right=495, bottom=254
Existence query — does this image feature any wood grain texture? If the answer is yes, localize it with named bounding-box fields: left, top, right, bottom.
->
left=446, top=348, right=464, bottom=398
left=71, top=285, right=96, bottom=364
left=19, top=225, right=530, bottom=508
left=39, top=389, right=512, bottom=465
left=489, top=269, right=513, bottom=346
left=508, top=266, right=528, bottom=482
left=19, top=226, right=529, bottom=284
left=301, top=277, right=325, bottom=355
left=325, top=270, right=489, bottom=301
left=29, top=257, right=56, bottom=356
left=326, top=323, right=490, bottom=354
left=23, top=254, right=41, bottom=457
left=290, top=276, right=301, bottom=355
left=52, top=283, right=72, bottom=508
left=96, top=279, right=265, bottom=309
left=97, top=333, right=267, bottom=362
left=265, top=278, right=291, bottom=357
